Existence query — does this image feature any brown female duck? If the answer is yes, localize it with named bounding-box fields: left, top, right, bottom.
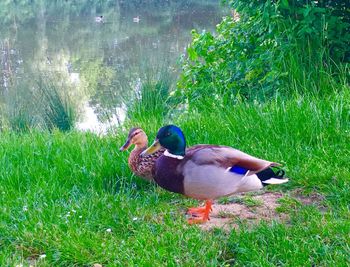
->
left=120, top=127, right=165, bottom=181
left=141, top=125, right=289, bottom=224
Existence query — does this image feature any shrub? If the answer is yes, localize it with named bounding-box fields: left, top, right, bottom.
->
left=177, top=0, right=349, bottom=104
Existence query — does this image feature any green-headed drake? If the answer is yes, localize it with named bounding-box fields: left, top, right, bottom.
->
left=141, top=125, right=289, bottom=224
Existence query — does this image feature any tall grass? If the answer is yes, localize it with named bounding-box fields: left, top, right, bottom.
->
left=125, top=72, right=173, bottom=129
left=7, top=105, right=33, bottom=133
left=35, top=76, right=76, bottom=132
left=1, top=83, right=36, bottom=132
left=0, top=75, right=76, bottom=132
left=0, top=90, right=349, bottom=265
left=280, top=40, right=350, bottom=96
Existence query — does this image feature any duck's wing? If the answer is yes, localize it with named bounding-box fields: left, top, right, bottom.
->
left=185, top=145, right=277, bottom=172
left=180, top=146, right=284, bottom=200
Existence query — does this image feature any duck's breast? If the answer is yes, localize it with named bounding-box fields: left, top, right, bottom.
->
left=154, top=156, right=185, bottom=194
left=129, top=148, right=158, bottom=180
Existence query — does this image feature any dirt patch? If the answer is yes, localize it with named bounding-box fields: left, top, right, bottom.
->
left=291, top=188, right=325, bottom=205
left=197, top=191, right=322, bottom=231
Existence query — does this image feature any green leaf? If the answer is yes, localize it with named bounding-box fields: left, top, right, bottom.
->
left=187, top=47, right=198, bottom=61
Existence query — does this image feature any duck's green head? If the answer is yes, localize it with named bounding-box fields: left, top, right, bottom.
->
left=141, top=125, right=186, bottom=157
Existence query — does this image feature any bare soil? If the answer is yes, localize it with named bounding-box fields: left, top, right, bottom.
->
left=197, top=191, right=324, bottom=231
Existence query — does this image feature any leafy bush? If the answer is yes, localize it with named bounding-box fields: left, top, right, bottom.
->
left=177, top=0, right=349, bottom=104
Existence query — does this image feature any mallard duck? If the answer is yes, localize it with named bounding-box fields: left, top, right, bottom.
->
left=141, top=125, right=289, bottom=224
left=133, top=16, right=140, bottom=23
left=95, top=15, right=104, bottom=23
left=120, top=127, right=165, bottom=181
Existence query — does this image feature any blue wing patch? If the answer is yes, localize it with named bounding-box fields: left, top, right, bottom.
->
left=228, top=165, right=248, bottom=175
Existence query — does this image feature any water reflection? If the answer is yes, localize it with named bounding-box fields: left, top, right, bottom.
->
left=77, top=102, right=126, bottom=134
left=0, top=0, right=227, bottom=133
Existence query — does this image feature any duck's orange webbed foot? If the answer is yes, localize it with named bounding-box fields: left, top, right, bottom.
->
left=187, top=200, right=212, bottom=224
left=187, top=206, right=207, bottom=214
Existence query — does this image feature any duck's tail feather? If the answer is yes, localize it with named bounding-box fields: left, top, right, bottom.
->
left=256, top=167, right=289, bottom=186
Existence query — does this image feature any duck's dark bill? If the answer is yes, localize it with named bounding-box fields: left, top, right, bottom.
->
left=119, top=139, right=131, bottom=151
left=140, top=139, right=161, bottom=157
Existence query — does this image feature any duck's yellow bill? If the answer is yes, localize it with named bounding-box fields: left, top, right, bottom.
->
left=140, top=139, right=161, bottom=157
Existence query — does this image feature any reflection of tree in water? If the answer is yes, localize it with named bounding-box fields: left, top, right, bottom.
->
left=81, top=0, right=225, bottom=121
left=0, top=39, right=22, bottom=89
left=0, top=0, right=226, bottom=129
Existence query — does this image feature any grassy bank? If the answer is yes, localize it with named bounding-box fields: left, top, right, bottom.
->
left=0, top=92, right=349, bottom=266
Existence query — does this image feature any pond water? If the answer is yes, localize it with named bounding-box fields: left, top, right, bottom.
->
left=0, top=1, right=227, bottom=133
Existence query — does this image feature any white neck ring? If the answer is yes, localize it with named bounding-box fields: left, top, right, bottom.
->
left=164, top=150, right=184, bottom=159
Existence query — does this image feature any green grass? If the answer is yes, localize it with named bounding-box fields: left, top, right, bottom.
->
left=126, top=73, right=172, bottom=127
left=0, top=92, right=349, bottom=266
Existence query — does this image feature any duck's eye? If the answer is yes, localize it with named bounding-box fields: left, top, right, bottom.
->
left=132, top=131, right=141, bottom=138
left=165, top=132, right=171, bottom=137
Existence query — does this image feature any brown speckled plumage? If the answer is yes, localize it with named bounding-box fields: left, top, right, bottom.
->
left=128, top=146, right=165, bottom=181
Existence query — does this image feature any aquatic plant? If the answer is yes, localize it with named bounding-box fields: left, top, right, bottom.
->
left=126, top=71, right=173, bottom=128
left=35, top=75, right=76, bottom=132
